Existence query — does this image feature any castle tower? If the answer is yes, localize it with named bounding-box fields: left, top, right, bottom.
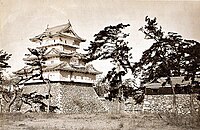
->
left=16, top=22, right=101, bottom=83
left=15, top=22, right=106, bottom=113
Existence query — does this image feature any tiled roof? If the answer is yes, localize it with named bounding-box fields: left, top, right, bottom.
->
left=14, top=62, right=102, bottom=75
left=145, top=76, right=200, bottom=88
left=45, top=62, right=102, bottom=74
left=23, top=48, right=87, bottom=61
left=45, top=23, right=71, bottom=34
left=29, top=22, right=86, bottom=42
left=37, top=43, right=79, bottom=49
left=13, top=66, right=35, bottom=75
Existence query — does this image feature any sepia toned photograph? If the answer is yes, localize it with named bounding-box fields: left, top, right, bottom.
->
left=0, top=0, right=200, bottom=129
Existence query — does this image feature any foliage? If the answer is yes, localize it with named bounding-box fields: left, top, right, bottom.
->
left=139, top=16, right=200, bottom=90
left=25, top=47, right=47, bottom=80
left=138, top=16, right=200, bottom=116
left=85, top=23, right=138, bottom=101
left=182, top=40, right=200, bottom=83
left=0, top=76, right=23, bottom=112
left=138, top=16, right=185, bottom=83
left=0, top=48, right=46, bottom=112
left=85, top=23, right=135, bottom=73
left=0, top=50, right=15, bottom=112
left=0, top=50, right=11, bottom=82
left=22, top=47, right=55, bottom=113
left=21, top=91, right=59, bottom=113
left=103, top=78, right=142, bottom=101
left=85, top=24, right=131, bottom=66
left=0, top=47, right=54, bottom=113
left=0, top=50, right=11, bottom=69
left=138, top=16, right=183, bottom=113
left=94, top=78, right=109, bottom=97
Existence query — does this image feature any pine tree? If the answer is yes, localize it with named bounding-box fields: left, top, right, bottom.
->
left=84, top=23, right=135, bottom=102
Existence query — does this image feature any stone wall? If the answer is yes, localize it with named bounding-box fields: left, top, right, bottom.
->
left=143, top=94, right=200, bottom=114
left=100, top=95, right=200, bottom=114
left=59, top=83, right=107, bottom=113
left=22, top=82, right=200, bottom=114
left=99, top=98, right=124, bottom=113
left=99, top=97, right=143, bottom=113
left=21, top=82, right=107, bottom=114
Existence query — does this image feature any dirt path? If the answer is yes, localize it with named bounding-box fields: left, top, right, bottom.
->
left=0, top=112, right=198, bottom=130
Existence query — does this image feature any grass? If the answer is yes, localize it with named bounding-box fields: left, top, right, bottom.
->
left=159, top=111, right=200, bottom=128
left=0, top=112, right=199, bottom=130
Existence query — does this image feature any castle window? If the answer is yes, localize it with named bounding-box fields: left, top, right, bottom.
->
left=54, top=40, right=55, bottom=42
left=51, top=61, right=54, bottom=64
left=76, top=76, right=81, bottom=79
left=70, top=57, right=79, bottom=65
left=152, top=89, right=159, bottom=94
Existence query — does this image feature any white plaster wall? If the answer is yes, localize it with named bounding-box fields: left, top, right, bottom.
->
left=43, top=71, right=60, bottom=81
left=46, top=45, right=63, bottom=51
left=45, top=57, right=60, bottom=65
left=60, top=71, right=71, bottom=81
left=65, top=38, right=74, bottom=45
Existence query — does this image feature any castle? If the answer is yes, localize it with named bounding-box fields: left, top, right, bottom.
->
left=15, top=22, right=106, bottom=113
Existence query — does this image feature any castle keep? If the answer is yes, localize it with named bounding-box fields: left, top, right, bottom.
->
left=15, top=22, right=106, bottom=113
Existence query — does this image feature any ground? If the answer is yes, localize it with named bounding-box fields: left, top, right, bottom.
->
left=0, top=112, right=199, bottom=130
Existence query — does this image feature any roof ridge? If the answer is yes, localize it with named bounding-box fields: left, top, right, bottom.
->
left=45, top=48, right=60, bottom=56
left=45, top=23, right=71, bottom=32
left=30, top=22, right=86, bottom=42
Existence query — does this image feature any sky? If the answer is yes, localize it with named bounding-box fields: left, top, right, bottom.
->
left=1, top=0, right=200, bottom=77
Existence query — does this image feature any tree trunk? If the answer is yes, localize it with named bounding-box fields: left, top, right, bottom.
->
left=5, top=90, right=17, bottom=112
left=195, top=93, right=200, bottom=126
left=117, top=88, right=124, bottom=114
left=190, top=72, right=196, bottom=116
left=189, top=73, right=196, bottom=123
left=117, top=88, right=121, bottom=113
left=190, top=94, right=194, bottom=115
left=198, top=104, right=200, bottom=125
left=168, top=77, right=177, bottom=114
left=117, top=61, right=121, bottom=113
left=190, top=93, right=195, bottom=124
left=0, top=97, right=2, bottom=113
left=46, top=80, right=51, bottom=113
left=117, top=98, right=120, bottom=113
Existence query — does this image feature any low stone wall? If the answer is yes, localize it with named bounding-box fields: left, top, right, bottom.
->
left=99, top=97, right=143, bottom=113
left=60, top=83, right=107, bottom=113
left=100, top=95, right=200, bottom=114
left=21, top=83, right=200, bottom=114
left=143, top=94, right=200, bottom=114
left=21, top=82, right=107, bottom=114
left=99, top=98, right=124, bottom=113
